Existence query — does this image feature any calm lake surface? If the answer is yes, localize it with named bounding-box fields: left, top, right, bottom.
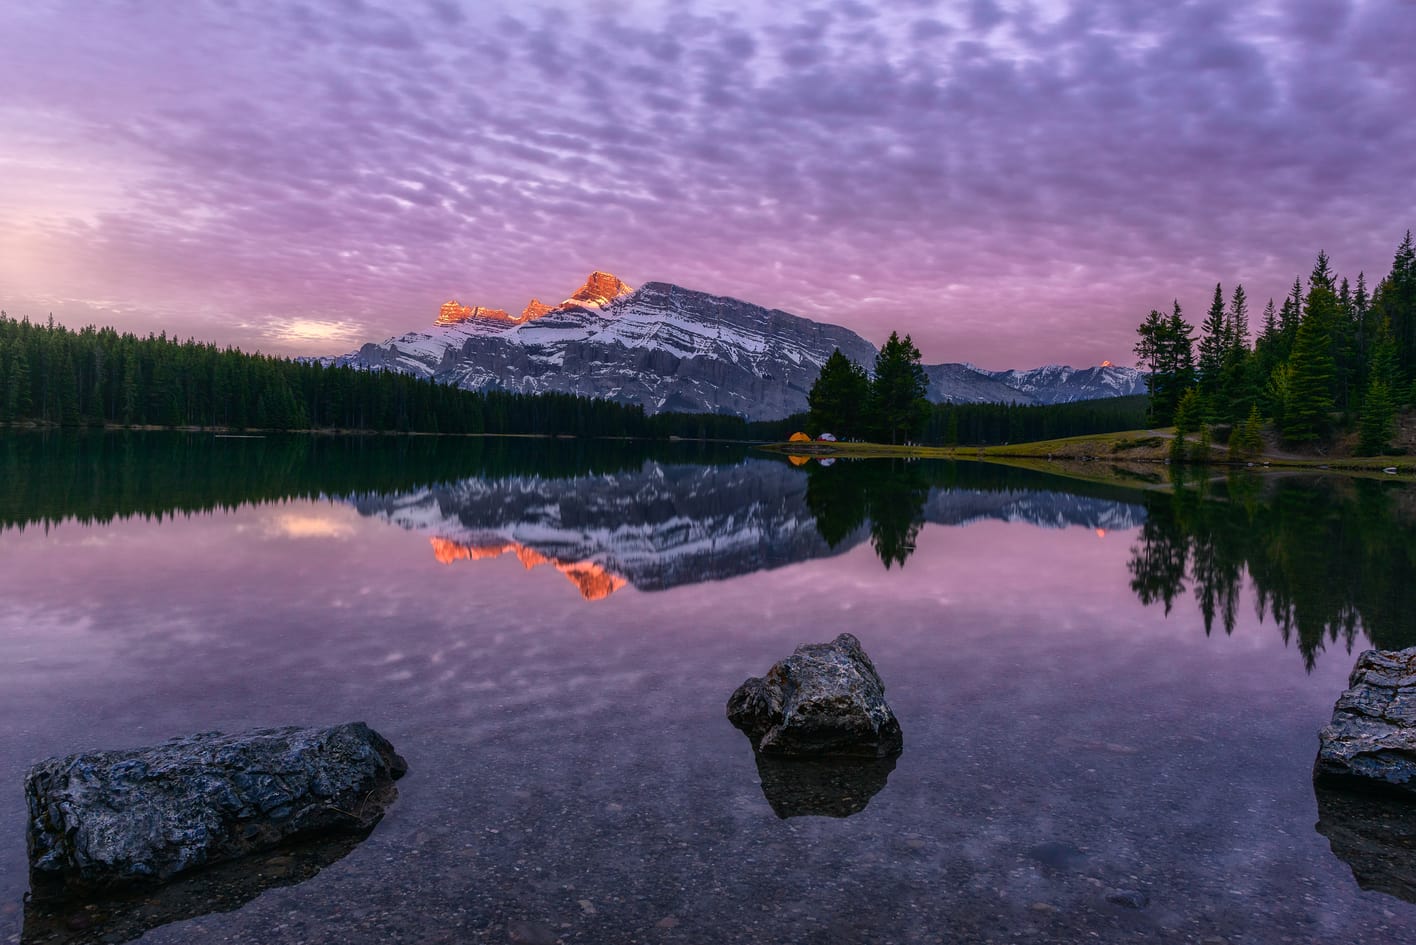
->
left=2, top=433, right=1415, bottom=944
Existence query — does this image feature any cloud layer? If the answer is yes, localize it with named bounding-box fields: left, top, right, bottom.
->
left=1, top=0, right=1413, bottom=367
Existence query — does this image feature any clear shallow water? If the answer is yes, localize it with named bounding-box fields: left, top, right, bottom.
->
left=1, top=434, right=1414, bottom=944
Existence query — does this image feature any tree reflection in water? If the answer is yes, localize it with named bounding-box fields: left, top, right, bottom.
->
left=1128, top=469, right=1416, bottom=669
left=805, top=458, right=928, bottom=569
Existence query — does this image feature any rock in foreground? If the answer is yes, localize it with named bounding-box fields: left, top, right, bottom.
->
left=727, top=633, right=902, bottom=758
left=1315, top=647, right=1416, bottom=796
left=26, top=722, right=407, bottom=900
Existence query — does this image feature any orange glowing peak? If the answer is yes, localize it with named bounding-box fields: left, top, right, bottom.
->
left=562, top=271, right=633, bottom=308
left=1095, top=528, right=1107, bottom=539
left=521, top=298, right=553, bottom=320
left=1100, top=360, right=1113, bottom=367
left=436, top=301, right=516, bottom=327
left=429, top=537, right=625, bottom=601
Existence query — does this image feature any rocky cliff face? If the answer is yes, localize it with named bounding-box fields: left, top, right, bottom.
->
left=335, top=273, right=1144, bottom=418
left=435, top=302, right=516, bottom=327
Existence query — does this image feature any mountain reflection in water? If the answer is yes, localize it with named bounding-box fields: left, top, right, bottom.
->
left=349, top=456, right=1146, bottom=598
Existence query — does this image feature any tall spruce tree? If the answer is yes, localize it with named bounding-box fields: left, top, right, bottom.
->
left=807, top=348, right=870, bottom=437
left=1134, top=303, right=1195, bottom=426
left=866, top=332, right=929, bottom=444
left=1373, top=231, right=1416, bottom=389
left=1196, top=283, right=1229, bottom=419
left=1282, top=275, right=1339, bottom=443
left=1228, top=284, right=1249, bottom=350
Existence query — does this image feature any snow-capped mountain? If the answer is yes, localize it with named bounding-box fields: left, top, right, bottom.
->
left=335, top=272, right=877, bottom=421
left=976, top=363, right=1148, bottom=404
left=330, top=272, right=1144, bottom=418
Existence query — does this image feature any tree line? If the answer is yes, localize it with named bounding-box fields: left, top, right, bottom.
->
left=0, top=314, right=794, bottom=440
left=1134, top=231, right=1416, bottom=457
left=921, top=395, right=1148, bottom=446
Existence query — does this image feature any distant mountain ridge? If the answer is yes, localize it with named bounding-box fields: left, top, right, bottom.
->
left=330, top=272, right=1144, bottom=419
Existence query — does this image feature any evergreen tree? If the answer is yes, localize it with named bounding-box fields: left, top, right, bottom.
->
left=1373, top=231, right=1416, bottom=388
left=1358, top=316, right=1400, bottom=456
left=1134, top=303, right=1195, bottom=426
left=1228, top=284, right=1250, bottom=351
left=1228, top=405, right=1265, bottom=460
left=1171, top=387, right=1202, bottom=462
left=866, top=332, right=929, bottom=444
left=807, top=349, right=870, bottom=437
left=1282, top=281, right=1338, bottom=443
left=1196, top=283, right=1229, bottom=419
left=1357, top=379, right=1396, bottom=456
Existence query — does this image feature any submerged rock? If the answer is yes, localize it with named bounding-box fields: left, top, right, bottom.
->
left=753, top=753, right=897, bottom=819
left=1315, top=783, right=1416, bottom=905
left=1314, top=647, right=1416, bottom=796
left=727, top=633, right=902, bottom=758
left=26, top=722, right=407, bottom=901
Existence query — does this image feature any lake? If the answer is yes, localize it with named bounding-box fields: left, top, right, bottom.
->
left=2, top=433, right=1414, bottom=944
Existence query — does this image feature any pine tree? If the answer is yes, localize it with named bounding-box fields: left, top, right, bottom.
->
left=1357, top=379, right=1396, bottom=456
left=1196, top=283, right=1228, bottom=419
left=1228, top=284, right=1249, bottom=351
left=1171, top=387, right=1202, bottom=462
left=1282, top=281, right=1338, bottom=443
left=866, top=333, right=929, bottom=444
left=807, top=349, right=870, bottom=437
left=1363, top=317, right=1401, bottom=449
left=1135, top=304, right=1195, bottom=426
left=1228, top=405, right=1265, bottom=459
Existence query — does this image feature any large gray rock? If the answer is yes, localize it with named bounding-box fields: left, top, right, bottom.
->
left=727, top=633, right=903, bottom=758
left=1315, top=647, right=1416, bottom=796
left=26, top=722, right=407, bottom=900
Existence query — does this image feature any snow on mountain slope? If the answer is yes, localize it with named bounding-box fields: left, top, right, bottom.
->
left=329, top=271, right=1145, bottom=417
left=336, top=273, right=878, bottom=421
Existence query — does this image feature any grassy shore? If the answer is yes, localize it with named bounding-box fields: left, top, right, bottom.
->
left=763, top=428, right=1416, bottom=475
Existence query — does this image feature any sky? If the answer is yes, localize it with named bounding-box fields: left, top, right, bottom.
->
left=1, top=0, right=1413, bottom=369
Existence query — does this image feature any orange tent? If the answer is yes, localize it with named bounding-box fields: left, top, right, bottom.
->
left=788, top=432, right=811, bottom=442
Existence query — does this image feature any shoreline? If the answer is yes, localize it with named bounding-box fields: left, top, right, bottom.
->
left=759, top=432, right=1416, bottom=477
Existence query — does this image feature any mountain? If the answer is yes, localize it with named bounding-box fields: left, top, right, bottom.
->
left=923, top=362, right=1146, bottom=405
left=331, top=272, right=1143, bottom=418
left=976, top=363, right=1147, bottom=404
left=335, top=272, right=878, bottom=421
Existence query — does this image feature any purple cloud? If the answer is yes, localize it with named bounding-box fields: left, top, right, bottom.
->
left=0, top=0, right=1413, bottom=369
